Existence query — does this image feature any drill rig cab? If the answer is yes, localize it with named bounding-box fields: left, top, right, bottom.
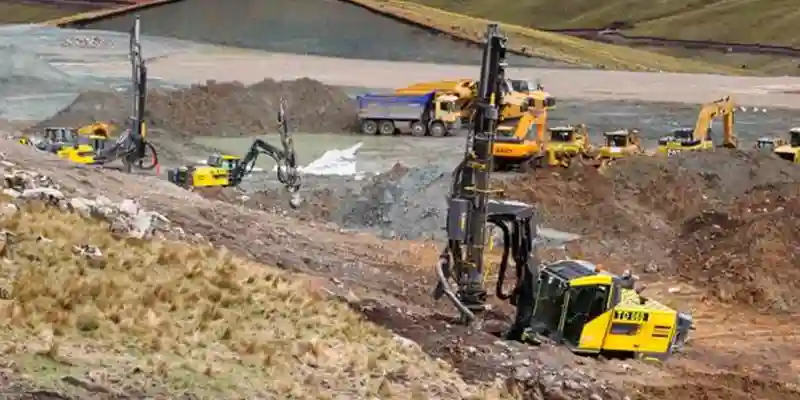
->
left=206, top=154, right=243, bottom=171
left=521, top=260, right=692, bottom=358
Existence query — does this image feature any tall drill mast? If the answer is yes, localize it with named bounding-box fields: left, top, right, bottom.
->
left=435, top=24, right=513, bottom=321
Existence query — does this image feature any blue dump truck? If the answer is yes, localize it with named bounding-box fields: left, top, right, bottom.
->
left=356, top=91, right=462, bottom=136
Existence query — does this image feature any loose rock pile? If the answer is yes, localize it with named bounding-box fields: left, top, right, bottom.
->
left=1, top=157, right=171, bottom=241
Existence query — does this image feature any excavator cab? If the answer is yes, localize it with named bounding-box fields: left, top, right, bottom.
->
left=492, top=101, right=548, bottom=171
left=791, top=128, right=800, bottom=147
left=520, top=260, right=692, bottom=358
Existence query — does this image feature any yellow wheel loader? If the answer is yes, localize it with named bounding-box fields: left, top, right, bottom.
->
left=773, top=128, right=800, bottom=163
left=657, top=96, right=737, bottom=155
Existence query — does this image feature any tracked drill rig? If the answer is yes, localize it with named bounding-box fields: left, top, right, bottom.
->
left=432, top=26, right=692, bottom=357
left=93, top=15, right=158, bottom=172
left=433, top=24, right=540, bottom=338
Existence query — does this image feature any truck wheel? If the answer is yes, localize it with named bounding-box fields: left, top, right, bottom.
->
left=378, top=120, right=395, bottom=136
left=430, top=121, right=447, bottom=137
left=410, top=121, right=427, bottom=136
left=361, top=120, right=379, bottom=135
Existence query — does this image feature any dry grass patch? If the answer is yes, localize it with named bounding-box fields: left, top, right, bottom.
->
left=0, top=199, right=497, bottom=398
left=343, top=0, right=740, bottom=74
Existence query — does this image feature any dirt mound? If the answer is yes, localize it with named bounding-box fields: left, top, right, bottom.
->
left=498, top=151, right=800, bottom=311
left=675, top=183, right=800, bottom=313
left=31, top=78, right=358, bottom=137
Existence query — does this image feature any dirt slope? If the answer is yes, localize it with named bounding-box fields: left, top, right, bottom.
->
left=0, top=198, right=483, bottom=398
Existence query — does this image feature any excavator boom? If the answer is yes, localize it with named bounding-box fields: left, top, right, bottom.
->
left=692, top=96, right=736, bottom=148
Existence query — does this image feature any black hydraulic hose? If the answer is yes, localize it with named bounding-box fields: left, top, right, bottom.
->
left=490, top=219, right=513, bottom=300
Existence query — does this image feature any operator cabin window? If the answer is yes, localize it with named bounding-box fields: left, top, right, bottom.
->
left=525, top=123, right=539, bottom=141
left=610, top=135, right=626, bottom=147
left=552, top=130, right=570, bottom=142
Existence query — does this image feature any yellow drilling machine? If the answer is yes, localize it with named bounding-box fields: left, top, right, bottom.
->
left=433, top=24, right=693, bottom=360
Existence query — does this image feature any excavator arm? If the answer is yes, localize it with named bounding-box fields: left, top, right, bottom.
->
left=692, top=96, right=737, bottom=148
left=228, top=99, right=302, bottom=208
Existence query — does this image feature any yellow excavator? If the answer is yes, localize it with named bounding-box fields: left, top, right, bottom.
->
left=773, top=127, right=800, bottom=163
left=492, top=98, right=551, bottom=171
left=657, top=96, right=737, bottom=155
left=395, top=78, right=556, bottom=122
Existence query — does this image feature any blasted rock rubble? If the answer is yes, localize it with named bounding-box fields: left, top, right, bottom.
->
left=1, top=159, right=180, bottom=243
left=0, top=149, right=629, bottom=400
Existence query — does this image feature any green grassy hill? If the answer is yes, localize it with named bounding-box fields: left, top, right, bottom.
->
left=411, top=0, right=800, bottom=45
left=400, top=0, right=799, bottom=75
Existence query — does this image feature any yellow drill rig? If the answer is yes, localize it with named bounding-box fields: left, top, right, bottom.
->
left=434, top=24, right=692, bottom=360
left=167, top=98, right=302, bottom=208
